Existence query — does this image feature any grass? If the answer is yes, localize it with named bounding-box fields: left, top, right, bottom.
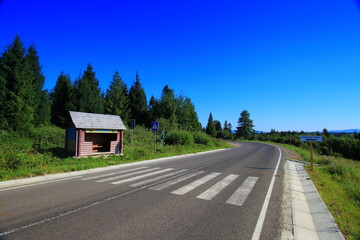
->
left=277, top=143, right=360, bottom=240
left=0, top=126, right=233, bottom=181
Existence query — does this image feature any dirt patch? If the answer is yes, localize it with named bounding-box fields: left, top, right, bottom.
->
left=283, top=147, right=301, bottom=160
left=227, top=141, right=241, bottom=147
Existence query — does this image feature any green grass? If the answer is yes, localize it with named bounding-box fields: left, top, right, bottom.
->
left=0, top=126, right=233, bottom=181
left=277, top=143, right=360, bottom=240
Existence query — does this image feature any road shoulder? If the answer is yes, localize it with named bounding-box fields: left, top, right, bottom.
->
left=286, top=160, right=345, bottom=240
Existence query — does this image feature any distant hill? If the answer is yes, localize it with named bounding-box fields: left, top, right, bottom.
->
left=328, top=129, right=360, bottom=133
left=231, top=129, right=360, bottom=134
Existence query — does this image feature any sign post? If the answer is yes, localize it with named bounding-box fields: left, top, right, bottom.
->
left=300, top=136, right=323, bottom=171
left=161, top=131, right=166, bottom=147
left=151, top=121, right=159, bottom=156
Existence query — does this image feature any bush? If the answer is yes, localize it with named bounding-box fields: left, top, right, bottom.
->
left=165, top=130, right=194, bottom=145
left=29, top=126, right=65, bottom=151
left=327, top=164, right=346, bottom=177
left=192, top=131, right=213, bottom=145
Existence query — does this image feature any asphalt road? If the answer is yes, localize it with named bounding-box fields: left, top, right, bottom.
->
left=0, top=142, right=286, bottom=240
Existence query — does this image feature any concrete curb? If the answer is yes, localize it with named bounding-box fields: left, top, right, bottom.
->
left=287, top=160, right=345, bottom=240
left=0, top=148, right=230, bottom=190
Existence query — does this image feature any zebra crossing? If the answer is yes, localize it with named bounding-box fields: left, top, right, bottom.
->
left=81, top=167, right=259, bottom=207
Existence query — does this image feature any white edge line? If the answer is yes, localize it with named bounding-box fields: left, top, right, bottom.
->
left=251, top=145, right=282, bottom=240
left=0, top=176, right=82, bottom=192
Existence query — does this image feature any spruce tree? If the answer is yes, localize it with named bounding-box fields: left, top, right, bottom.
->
left=26, top=44, right=50, bottom=126
left=0, top=35, right=35, bottom=132
left=206, top=112, right=216, bottom=137
left=74, top=64, right=104, bottom=114
left=224, top=120, right=229, bottom=131
left=236, top=110, right=255, bottom=140
left=149, top=95, right=160, bottom=121
left=0, top=75, right=6, bottom=129
left=128, top=72, right=148, bottom=126
left=159, top=85, right=176, bottom=119
left=214, top=120, right=222, bottom=131
left=51, top=72, right=72, bottom=128
left=158, top=85, right=178, bottom=129
left=176, top=95, right=201, bottom=131
left=104, top=70, right=130, bottom=123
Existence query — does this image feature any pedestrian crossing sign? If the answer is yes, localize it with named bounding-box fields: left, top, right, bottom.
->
left=152, top=121, right=159, bottom=131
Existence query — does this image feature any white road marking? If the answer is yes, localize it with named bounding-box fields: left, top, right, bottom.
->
left=111, top=168, right=174, bottom=185
left=149, top=171, right=204, bottom=191
left=81, top=167, right=148, bottom=180
left=171, top=172, right=221, bottom=195
left=226, top=176, right=259, bottom=206
left=95, top=168, right=160, bottom=183
left=0, top=176, right=171, bottom=237
left=0, top=176, right=82, bottom=192
left=251, top=145, right=282, bottom=240
left=197, top=174, right=239, bottom=200
left=130, top=169, right=188, bottom=187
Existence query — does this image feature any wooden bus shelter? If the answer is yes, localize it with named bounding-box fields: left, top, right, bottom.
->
left=66, top=111, right=127, bottom=157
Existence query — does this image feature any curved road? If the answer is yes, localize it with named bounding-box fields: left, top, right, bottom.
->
left=0, top=142, right=286, bottom=240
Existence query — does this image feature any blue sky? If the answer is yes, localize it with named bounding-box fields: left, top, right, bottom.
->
left=1, top=0, right=359, bottom=132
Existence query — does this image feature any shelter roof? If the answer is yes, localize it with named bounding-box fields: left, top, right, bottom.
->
left=69, top=111, right=127, bottom=130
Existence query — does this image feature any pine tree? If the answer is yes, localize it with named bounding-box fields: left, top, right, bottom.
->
left=37, top=90, right=51, bottom=126
left=104, top=70, right=130, bottom=123
left=228, top=123, right=232, bottom=133
left=149, top=95, right=160, bottom=121
left=236, top=110, right=255, bottom=140
left=159, top=85, right=176, bottom=119
left=214, top=120, right=222, bottom=131
left=51, top=72, right=72, bottom=128
left=73, top=64, right=104, bottom=114
left=26, top=44, right=50, bottom=126
left=176, top=95, right=201, bottom=131
left=158, top=85, right=178, bottom=129
left=323, top=128, right=330, bottom=138
left=206, top=113, right=216, bottom=137
left=0, top=75, right=6, bottom=129
left=224, top=120, right=229, bottom=131
left=0, top=35, right=35, bottom=132
left=128, top=72, right=148, bottom=126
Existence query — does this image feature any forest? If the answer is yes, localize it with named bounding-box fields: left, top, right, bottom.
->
left=0, top=36, right=203, bottom=134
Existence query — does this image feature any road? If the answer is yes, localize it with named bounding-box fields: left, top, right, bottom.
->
left=0, top=142, right=286, bottom=240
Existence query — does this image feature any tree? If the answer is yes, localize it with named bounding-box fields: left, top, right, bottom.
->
left=206, top=112, right=216, bottom=137
left=214, top=120, right=222, bottom=131
left=51, top=72, right=72, bottom=128
left=176, top=95, right=201, bottom=131
left=128, top=72, right=148, bottom=126
left=73, top=64, right=104, bottom=114
left=36, top=90, right=51, bottom=126
left=0, top=75, right=6, bottom=129
left=236, top=110, right=255, bottom=139
left=0, top=35, right=35, bottom=132
left=323, top=128, right=330, bottom=138
left=224, top=120, right=229, bottom=131
left=26, top=44, right=50, bottom=126
left=104, top=70, right=130, bottom=124
left=149, top=95, right=160, bottom=121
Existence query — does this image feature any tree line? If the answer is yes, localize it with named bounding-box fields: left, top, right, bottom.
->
left=204, top=110, right=255, bottom=140
left=254, top=129, right=360, bottom=161
left=0, top=36, right=202, bottom=133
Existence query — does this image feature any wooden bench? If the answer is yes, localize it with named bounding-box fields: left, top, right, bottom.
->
left=92, top=144, right=103, bottom=152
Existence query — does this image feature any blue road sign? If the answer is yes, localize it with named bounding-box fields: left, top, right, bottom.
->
left=300, top=136, right=323, bottom=142
left=151, top=121, right=159, bottom=131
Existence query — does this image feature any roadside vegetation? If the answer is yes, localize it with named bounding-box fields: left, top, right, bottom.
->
left=278, top=143, right=360, bottom=240
left=0, top=126, right=232, bottom=181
